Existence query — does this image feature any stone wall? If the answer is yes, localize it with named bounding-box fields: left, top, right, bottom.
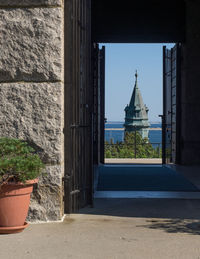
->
left=180, top=0, right=200, bottom=165
left=0, top=0, right=64, bottom=221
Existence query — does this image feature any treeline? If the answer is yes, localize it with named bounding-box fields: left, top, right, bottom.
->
left=105, top=132, right=161, bottom=158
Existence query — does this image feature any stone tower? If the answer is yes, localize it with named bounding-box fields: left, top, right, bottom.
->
left=124, top=71, right=150, bottom=139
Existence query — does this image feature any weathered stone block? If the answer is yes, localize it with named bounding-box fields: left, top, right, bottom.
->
left=0, top=8, right=63, bottom=82
left=27, top=165, right=64, bottom=221
left=0, top=0, right=62, bottom=7
left=0, top=82, right=64, bottom=164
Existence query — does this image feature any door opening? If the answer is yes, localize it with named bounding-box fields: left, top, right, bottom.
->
left=93, top=43, right=180, bottom=166
left=64, top=0, right=186, bottom=213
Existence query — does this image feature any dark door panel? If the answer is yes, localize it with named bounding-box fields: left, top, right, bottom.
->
left=163, top=44, right=181, bottom=164
left=64, top=0, right=93, bottom=213
left=93, top=44, right=105, bottom=165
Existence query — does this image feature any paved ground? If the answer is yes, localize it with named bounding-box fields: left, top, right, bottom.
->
left=1, top=198, right=200, bottom=259
left=105, top=158, right=162, bottom=164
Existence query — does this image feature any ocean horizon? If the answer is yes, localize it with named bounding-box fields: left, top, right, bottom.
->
left=105, top=121, right=161, bottom=128
left=105, top=122, right=162, bottom=148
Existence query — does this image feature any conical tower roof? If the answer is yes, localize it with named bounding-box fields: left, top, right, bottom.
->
left=124, top=71, right=150, bottom=132
left=128, top=71, right=148, bottom=119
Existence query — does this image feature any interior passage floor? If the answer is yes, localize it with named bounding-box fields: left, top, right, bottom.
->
left=97, top=165, right=199, bottom=192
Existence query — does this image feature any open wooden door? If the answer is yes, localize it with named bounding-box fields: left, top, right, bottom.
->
left=93, top=44, right=105, bottom=165
left=99, top=46, right=105, bottom=164
left=64, top=0, right=93, bottom=213
left=162, top=44, right=181, bottom=164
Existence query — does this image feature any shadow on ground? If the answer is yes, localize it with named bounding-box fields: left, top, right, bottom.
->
left=78, top=198, right=200, bottom=220
left=137, top=219, right=200, bottom=235
left=77, top=199, right=200, bottom=235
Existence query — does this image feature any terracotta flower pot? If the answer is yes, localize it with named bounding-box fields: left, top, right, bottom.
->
left=0, top=179, right=38, bottom=234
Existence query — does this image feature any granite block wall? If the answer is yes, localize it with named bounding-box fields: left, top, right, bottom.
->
left=0, top=1, right=64, bottom=221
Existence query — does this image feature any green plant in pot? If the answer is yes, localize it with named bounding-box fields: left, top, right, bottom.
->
left=0, top=137, right=45, bottom=234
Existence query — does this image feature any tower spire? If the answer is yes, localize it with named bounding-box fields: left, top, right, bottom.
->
left=135, top=70, right=138, bottom=88
left=124, top=70, right=150, bottom=139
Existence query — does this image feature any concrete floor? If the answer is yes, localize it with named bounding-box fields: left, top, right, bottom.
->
left=1, top=198, right=200, bottom=259
left=1, top=165, right=200, bottom=259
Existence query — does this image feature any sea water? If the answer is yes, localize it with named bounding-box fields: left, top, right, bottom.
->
left=105, top=122, right=162, bottom=148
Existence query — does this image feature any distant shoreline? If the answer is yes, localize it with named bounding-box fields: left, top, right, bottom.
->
left=105, top=128, right=161, bottom=131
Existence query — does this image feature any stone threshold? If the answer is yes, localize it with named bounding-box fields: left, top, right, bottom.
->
left=105, top=158, right=162, bottom=164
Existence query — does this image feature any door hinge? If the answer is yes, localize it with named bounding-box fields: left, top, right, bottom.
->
left=70, top=190, right=80, bottom=195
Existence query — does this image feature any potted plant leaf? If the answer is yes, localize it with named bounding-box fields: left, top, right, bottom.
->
left=0, top=137, right=45, bottom=234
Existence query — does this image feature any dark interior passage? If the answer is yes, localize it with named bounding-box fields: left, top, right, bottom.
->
left=97, top=165, right=198, bottom=192
left=64, top=0, right=200, bottom=213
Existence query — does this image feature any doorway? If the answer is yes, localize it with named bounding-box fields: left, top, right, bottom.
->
left=93, top=43, right=181, bottom=166
left=64, top=0, right=191, bottom=213
left=92, top=42, right=196, bottom=198
left=103, top=43, right=167, bottom=165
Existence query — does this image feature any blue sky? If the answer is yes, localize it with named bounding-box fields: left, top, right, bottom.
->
left=100, top=43, right=174, bottom=123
